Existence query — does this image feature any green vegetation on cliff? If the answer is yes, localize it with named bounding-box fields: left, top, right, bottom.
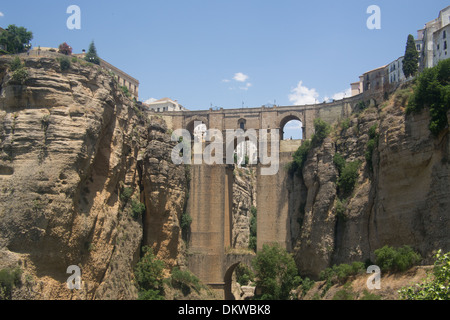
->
left=407, top=58, right=450, bottom=136
left=375, top=245, right=422, bottom=273
left=134, top=246, right=166, bottom=300
left=334, top=155, right=361, bottom=199
left=288, top=118, right=330, bottom=177
left=399, top=250, right=450, bottom=300
left=8, top=56, right=28, bottom=85
left=0, top=267, right=22, bottom=300
left=252, top=243, right=300, bottom=300
left=365, top=124, right=379, bottom=172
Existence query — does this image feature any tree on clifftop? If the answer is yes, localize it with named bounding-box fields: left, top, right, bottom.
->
left=403, top=34, right=419, bottom=78
left=0, top=24, right=33, bottom=54
left=58, top=42, right=72, bottom=55
left=84, top=41, right=100, bottom=65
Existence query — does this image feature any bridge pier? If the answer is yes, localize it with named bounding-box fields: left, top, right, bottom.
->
left=185, top=163, right=260, bottom=299
left=186, top=164, right=230, bottom=285
left=208, top=283, right=226, bottom=300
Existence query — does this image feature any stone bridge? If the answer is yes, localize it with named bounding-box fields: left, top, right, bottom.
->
left=158, top=91, right=381, bottom=299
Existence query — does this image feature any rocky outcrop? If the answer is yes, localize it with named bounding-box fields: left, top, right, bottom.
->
left=0, top=55, right=188, bottom=300
left=141, top=118, right=189, bottom=274
left=293, top=86, right=450, bottom=278
left=0, top=55, right=144, bottom=299
left=293, top=138, right=339, bottom=276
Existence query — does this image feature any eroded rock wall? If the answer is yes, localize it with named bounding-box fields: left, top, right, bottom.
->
left=0, top=56, right=188, bottom=300
left=293, top=88, right=450, bottom=278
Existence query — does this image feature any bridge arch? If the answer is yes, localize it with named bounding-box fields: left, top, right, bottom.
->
left=223, top=254, right=255, bottom=300
left=279, top=114, right=304, bottom=140
left=224, top=262, right=240, bottom=300
left=185, top=118, right=208, bottom=141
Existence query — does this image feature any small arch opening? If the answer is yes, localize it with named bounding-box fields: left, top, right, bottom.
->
left=224, top=263, right=255, bottom=300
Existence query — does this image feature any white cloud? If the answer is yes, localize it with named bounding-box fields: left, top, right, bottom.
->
left=284, top=122, right=302, bottom=130
left=222, top=79, right=230, bottom=83
left=288, top=81, right=319, bottom=105
left=330, top=88, right=351, bottom=101
left=233, top=72, right=249, bottom=82
left=144, top=98, right=158, bottom=104
left=0, top=12, right=4, bottom=17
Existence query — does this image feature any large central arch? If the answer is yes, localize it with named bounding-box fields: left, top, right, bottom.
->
left=279, top=114, right=305, bottom=141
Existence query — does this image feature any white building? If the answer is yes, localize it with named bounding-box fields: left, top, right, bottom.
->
left=433, top=24, right=450, bottom=66
left=350, top=76, right=364, bottom=97
left=388, top=57, right=406, bottom=84
left=351, top=6, right=450, bottom=95
left=417, top=6, right=450, bottom=70
left=145, top=98, right=187, bottom=112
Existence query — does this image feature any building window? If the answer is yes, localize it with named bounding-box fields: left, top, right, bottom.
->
left=444, top=30, right=447, bottom=39
left=238, top=119, right=246, bottom=130
left=445, top=41, right=448, bottom=50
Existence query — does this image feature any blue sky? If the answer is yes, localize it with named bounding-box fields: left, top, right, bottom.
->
left=0, top=1, right=449, bottom=112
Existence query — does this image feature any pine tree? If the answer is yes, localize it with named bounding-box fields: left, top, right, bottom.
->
left=84, top=41, right=100, bottom=65
left=403, top=34, right=419, bottom=78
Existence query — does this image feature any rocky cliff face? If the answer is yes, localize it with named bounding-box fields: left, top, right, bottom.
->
left=231, top=166, right=256, bottom=249
left=141, top=119, right=189, bottom=274
left=293, top=86, right=450, bottom=278
left=0, top=55, right=187, bottom=299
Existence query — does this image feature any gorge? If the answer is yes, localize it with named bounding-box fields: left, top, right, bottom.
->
left=0, top=54, right=449, bottom=300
